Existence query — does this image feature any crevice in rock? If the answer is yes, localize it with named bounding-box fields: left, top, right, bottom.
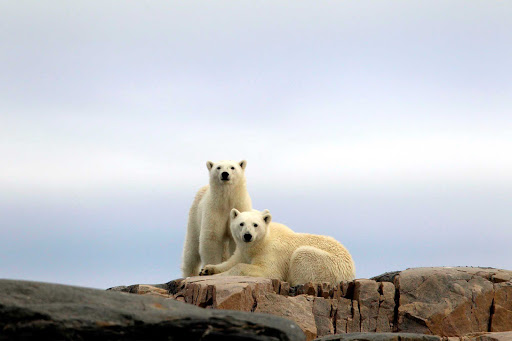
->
left=378, top=282, right=384, bottom=296
left=250, top=290, right=258, bottom=313
left=344, top=282, right=355, bottom=300
left=403, top=312, right=435, bottom=335
left=350, top=298, right=355, bottom=333
left=488, top=297, right=495, bottom=332
left=331, top=301, right=337, bottom=335
left=393, top=275, right=400, bottom=332
left=358, top=298, right=362, bottom=332
left=376, top=283, right=383, bottom=332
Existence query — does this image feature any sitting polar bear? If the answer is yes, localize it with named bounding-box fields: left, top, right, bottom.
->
left=200, top=209, right=355, bottom=286
left=181, top=160, right=252, bottom=277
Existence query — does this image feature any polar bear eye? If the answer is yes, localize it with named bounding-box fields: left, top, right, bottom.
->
left=253, top=223, right=258, bottom=227
left=230, top=167, right=235, bottom=170
left=240, top=222, right=244, bottom=227
left=217, top=166, right=221, bottom=170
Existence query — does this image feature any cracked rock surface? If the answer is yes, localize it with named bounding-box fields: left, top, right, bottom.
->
left=109, top=267, right=512, bottom=341
left=372, top=268, right=512, bottom=337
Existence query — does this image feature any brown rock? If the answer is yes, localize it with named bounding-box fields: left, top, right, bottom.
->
left=172, top=276, right=276, bottom=311
left=107, top=284, right=170, bottom=298
left=255, top=293, right=317, bottom=341
left=492, top=282, right=512, bottom=332
left=393, top=268, right=503, bottom=336
left=313, top=297, right=335, bottom=337
left=112, top=267, right=512, bottom=340
left=318, top=283, right=333, bottom=298
left=335, top=297, right=361, bottom=333
left=280, top=281, right=291, bottom=296
left=377, top=282, right=396, bottom=332
left=354, top=279, right=381, bottom=332
left=352, top=279, right=395, bottom=333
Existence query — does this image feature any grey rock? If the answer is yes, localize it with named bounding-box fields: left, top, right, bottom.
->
left=0, top=279, right=305, bottom=341
left=314, top=332, right=441, bottom=341
left=472, top=332, right=512, bottom=341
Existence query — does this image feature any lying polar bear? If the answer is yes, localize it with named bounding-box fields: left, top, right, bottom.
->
left=199, top=208, right=355, bottom=286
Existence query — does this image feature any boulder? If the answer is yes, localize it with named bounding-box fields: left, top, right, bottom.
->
left=373, top=267, right=512, bottom=336
left=0, top=279, right=305, bottom=341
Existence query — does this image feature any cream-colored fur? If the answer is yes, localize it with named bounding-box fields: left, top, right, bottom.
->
left=200, top=209, right=356, bottom=286
left=181, top=160, right=252, bottom=277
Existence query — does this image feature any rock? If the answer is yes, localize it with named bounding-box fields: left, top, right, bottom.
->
left=164, top=276, right=396, bottom=340
left=0, top=279, right=305, bottom=341
left=108, top=284, right=171, bottom=298
left=375, top=267, right=512, bottom=336
left=353, top=280, right=396, bottom=333
left=471, top=331, right=512, bottom=341
left=314, top=331, right=512, bottom=341
left=314, top=332, right=442, bottom=341
left=111, top=267, right=512, bottom=340
left=492, top=282, right=512, bottom=332
left=256, top=293, right=317, bottom=341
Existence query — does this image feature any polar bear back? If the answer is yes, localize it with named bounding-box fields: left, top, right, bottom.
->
left=242, top=221, right=355, bottom=283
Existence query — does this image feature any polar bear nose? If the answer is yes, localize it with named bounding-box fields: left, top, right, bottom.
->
left=221, top=172, right=229, bottom=180
left=243, top=233, right=252, bottom=242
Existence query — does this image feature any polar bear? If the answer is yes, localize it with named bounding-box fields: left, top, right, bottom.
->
left=199, top=209, right=355, bottom=286
left=181, top=160, right=252, bottom=277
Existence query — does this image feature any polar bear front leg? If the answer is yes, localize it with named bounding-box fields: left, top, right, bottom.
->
left=199, top=216, right=226, bottom=266
left=200, top=250, right=242, bottom=276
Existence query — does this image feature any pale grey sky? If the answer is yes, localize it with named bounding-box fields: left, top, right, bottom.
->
left=1, top=1, right=511, bottom=288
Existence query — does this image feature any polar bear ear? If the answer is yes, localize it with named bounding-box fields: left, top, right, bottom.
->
left=206, top=161, right=214, bottom=171
left=230, top=208, right=241, bottom=220
left=262, top=210, right=272, bottom=224
left=239, top=160, right=247, bottom=170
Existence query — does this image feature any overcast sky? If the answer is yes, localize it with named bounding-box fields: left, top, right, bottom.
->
left=1, top=1, right=511, bottom=289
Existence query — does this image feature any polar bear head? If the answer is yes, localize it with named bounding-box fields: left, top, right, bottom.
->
left=229, top=208, right=272, bottom=245
left=206, top=160, right=247, bottom=186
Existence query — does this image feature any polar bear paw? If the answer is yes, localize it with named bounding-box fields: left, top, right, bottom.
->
left=199, top=265, right=217, bottom=276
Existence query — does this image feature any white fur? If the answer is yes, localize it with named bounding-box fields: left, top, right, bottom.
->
left=200, top=209, right=356, bottom=286
left=181, top=160, right=252, bottom=277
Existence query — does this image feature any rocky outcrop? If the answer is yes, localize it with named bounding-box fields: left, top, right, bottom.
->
left=110, top=267, right=512, bottom=341
left=0, top=279, right=305, bottom=340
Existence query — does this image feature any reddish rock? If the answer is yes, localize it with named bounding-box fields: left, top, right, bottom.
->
left=112, top=284, right=171, bottom=298
left=256, top=293, right=317, bottom=341
left=390, top=268, right=506, bottom=336
left=334, top=297, right=360, bottom=333
left=313, top=297, right=336, bottom=337
left=171, top=276, right=276, bottom=311
left=111, top=267, right=512, bottom=340
left=492, top=282, right=512, bottom=332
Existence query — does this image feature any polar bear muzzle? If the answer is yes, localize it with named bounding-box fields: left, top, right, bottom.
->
left=221, top=172, right=230, bottom=181
left=243, top=233, right=253, bottom=242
